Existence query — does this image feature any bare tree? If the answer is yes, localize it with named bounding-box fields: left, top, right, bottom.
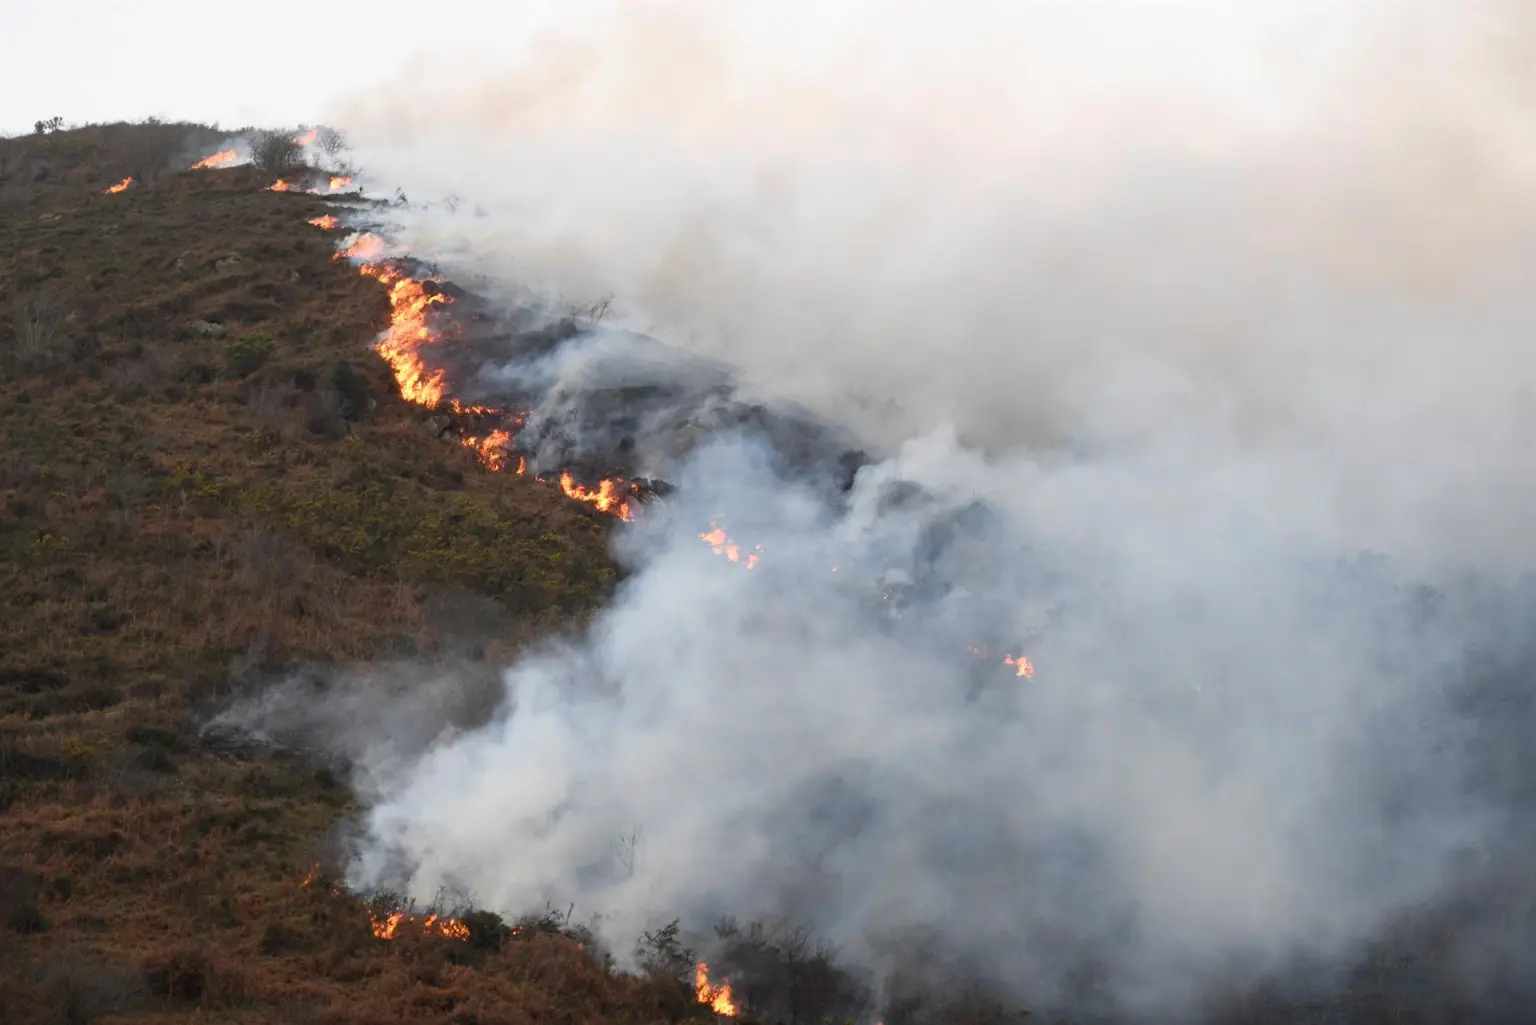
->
left=8, top=290, right=69, bottom=371
left=251, top=130, right=302, bottom=171
left=317, top=127, right=347, bottom=163
left=613, top=825, right=643, bottom=879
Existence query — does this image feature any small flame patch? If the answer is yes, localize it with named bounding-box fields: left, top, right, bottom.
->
left=190, top=149, right=238, bottom=171
left=700, top=524, right=761, bottom=569
left=103, top=177, right=133, bottom=195
left=695, top=963, right=738, bottom=1016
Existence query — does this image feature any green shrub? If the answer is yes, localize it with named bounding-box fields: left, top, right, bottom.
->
left=223, top=334, right=274, bottom=377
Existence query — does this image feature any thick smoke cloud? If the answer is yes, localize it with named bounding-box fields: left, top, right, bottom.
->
left=239, top=0, right=1536, bottom=1017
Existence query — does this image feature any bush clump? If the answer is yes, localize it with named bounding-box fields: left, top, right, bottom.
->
left=0, top=866, right=47, bottom=934
left=251, top=130, right=303, bottom=171
left=222, top=334, right=274, bottom=377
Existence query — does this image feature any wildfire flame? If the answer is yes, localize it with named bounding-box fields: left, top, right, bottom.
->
left=336, top=233, right=389, bottom=263
left=464, top=429, right=513, bottom=472
left=700, top=524, right=761, bottom=569
left=268, top=179, right=295, bottom=192
left=104, top=177, right=133, bottom=195
left=189, top=149, right=238, bottom=171
left=294, top=128, right=319, bottom=147
left=308, top=214, right=339, bottom=230
left=360, top=262, right=452, bottom=407
left=369, top=909, right=471, bottom=942
left=333, top=234, right=638, bottom=515
left=559, top=472, right=635, bottom=521
left=1005, top=654, right=1036, bottom=679
left=695, top=963, right=739, bottom=1017
left=329, top=175, right=354, bottom=191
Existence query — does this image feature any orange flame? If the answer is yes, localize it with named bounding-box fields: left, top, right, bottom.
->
left=369, top=909, right=470, bottom=941
left=559, top=472, right=634, bottom=521
left=329, top=175, right=354, bottom=191
left=336, top=234, right=635, bottom=520
left=695, top=963, right=738, bottom=1016
left=700, top=524, right=761, bottom=569
left=190, top=149, right=238, bottom=171
left=360, top=262, right=452, bottom=407
left=464, top=429, right=513, bottom=471
left=104, top=177, right=133, bottom=194
left=308, top=214, right=339, bottom=230
left=1005, top=654, right=1036, bottom=679
left=294, top=128, right=319, bottom=147
left=268, top=179, right=295, bottom=192
left=335, top=233, right=389, bottom=263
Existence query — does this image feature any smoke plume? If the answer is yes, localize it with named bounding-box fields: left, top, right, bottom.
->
left=232, top=0, right=1536, bottom=1017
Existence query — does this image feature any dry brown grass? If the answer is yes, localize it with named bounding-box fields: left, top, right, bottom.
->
left=0, top=123, right=670, bottom=1025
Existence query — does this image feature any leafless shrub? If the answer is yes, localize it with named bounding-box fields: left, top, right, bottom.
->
left=0, top=866, right=45, bottom=933
left=251, top=130, right=302, bottom=171
left=248, top=380, right=298, bottom=436
left=105, top=470, right=151, bottom=511
left=122, top=131, right=183, bottom=186
left=565, top=293, right=615, bottom=325
left=711, top=917, right=870, bottom=1024
left=107, top=359, right=152, bottom=402
left=236, top=526, right=302, bottom=596
left=303, top=386, right=348, bottom=439
left=317, top=127, right=347, bottom=162
left=612, top=825, right=643, bottom=880
left=8, top=291, right=70, bottom=371
left=35, top=946, right=145, bottom=1024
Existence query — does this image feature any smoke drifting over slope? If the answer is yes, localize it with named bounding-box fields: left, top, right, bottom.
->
left=237, top=0, right=1536, bottom=1017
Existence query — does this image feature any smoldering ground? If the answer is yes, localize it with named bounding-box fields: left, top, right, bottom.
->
left=219, top=0, right=1536, bottom=1019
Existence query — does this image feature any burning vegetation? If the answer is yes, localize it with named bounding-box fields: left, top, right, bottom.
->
left=103, top=176, right=133, bottom=194
left=368, top=909, right=472, bottom=942
left=695, top=963, right=739, bottom=1016
left=190, top=148, right=238, bottom=170
left=333, top=233, right=641, bottom=520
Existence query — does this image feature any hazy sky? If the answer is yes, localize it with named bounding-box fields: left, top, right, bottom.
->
left=3, top=0, right=1353, bottom=137
left=0, top=0, right=582, bottom=134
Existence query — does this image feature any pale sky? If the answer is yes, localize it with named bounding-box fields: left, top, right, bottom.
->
left=1, top=0, right=1358, bottom=138
left=0, top=0, right=584, bottom=134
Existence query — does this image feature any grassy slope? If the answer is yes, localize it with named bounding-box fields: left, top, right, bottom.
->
left=0, top=122, right=675, bottom=1025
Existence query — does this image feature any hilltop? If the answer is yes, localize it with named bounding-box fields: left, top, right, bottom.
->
left=0, top=120, right=679, bottom=1025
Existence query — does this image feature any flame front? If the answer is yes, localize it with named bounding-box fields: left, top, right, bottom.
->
left=329, top=175, right=354, bottom=191
left=309, top=214, right=339, bottom=230
left=369, top=909, right=470, bottom=941
left=559, top=472, right=634, bottom=521
left=104, top=177, right=133, bottom=194
left=190, top=149, right=238, bottom=171
left=332, top=233, right=637, bottom=514
left=360, top=262, right=452, bottom=407
left=293, top=128, right=319, bottom=147
left=695, top=963, right=739, bottom=1017
left=464, top=429, right=513, bottom=472
left=268, top=179, right=295, bottom=193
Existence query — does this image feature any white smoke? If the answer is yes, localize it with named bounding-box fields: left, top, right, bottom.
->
left=257, top=0, right=1536, bottom=1016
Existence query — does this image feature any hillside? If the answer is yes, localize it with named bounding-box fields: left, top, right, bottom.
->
left=0, top=121, right=678, bottom=1025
